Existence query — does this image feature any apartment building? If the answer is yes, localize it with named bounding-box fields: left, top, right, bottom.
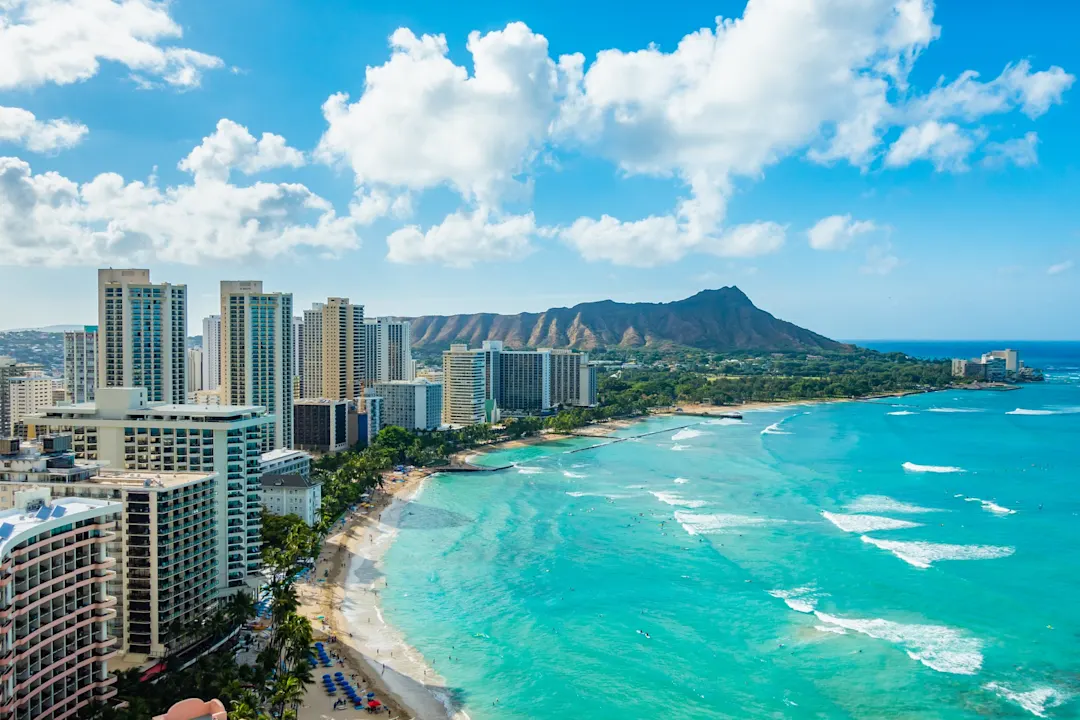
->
left=372, top=379, right=443, bottom=431
left=29, top=387, right=273, bottom=593
left=292, top=316, right=304, bottom=398
left=363, top=318, right=414, bottom=383
left=0, top=492, right=121, bottom=720
left=220, top=281, right=294, bottom=451
left=201, top=315, right=221, bottom=392
left=97, top=269, right=187, bottom=404
left=300, top=298, right=364, bottom=401
left=186, top=348, right=205, bottom=393
left=441, top=345, right=488, bottom=426
left=293, top=399, right=354, bottom=454
left=1, top=360, right=43, bottom=439
left=8, top=374, right=55, bottom=438
left=64, top=326, right=98, bottom=403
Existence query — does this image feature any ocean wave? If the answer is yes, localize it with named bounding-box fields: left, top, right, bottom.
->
left=674, top=511, right=773, bottom=535
left=624, top=484, right=646, bottom=489
left=566, top=491, right=632, bottom=499
left=814, top=625, right=847, bottom=635
left=650, top=491, right=707, bottom=508
left=704, top=417, right=743, bottom=426
left=671, top=443, right=689, bottom=451
left=927, top=407, right=983, bottom=413
left=671, top=428, right=706, bottom=441
left=761, top=421, right=792, bottom=436
left=822, top=511, right=923, bottom=534
left=964, top=497, right=1016, bottom=515
left=846, top=495, right=944, bottom=514
left=674, top=477, right=690, bottom=484
left=887, top=410, right=918, bottom=416
left=767, top=586, right=819, bottom=613
left=1007, top=407, right=1080, bottom=416
left=562, top=470, right=587, bottom=478
left=984, top=682, right=1071, bottom=718
left=813, top=612, right=983, bottom=675
left=515, top=465, right=544, bottom=475
left=903, top=461, right=965, bottom=474
left=860, top=536, right=1015, bottom=569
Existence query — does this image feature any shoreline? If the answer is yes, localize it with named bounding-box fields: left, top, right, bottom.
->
left=297, top=468, right=466, bottom=720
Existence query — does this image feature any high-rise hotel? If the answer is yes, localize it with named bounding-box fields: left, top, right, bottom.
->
left=300, top=298, right=364, bottom=401
left=97, top=269, right=187, bottom=404
left=220, top=281, right=294, bottom=451
left=363, top=317, right=414, bottom=383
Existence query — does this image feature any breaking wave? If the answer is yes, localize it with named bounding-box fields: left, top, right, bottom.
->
left=650, top=491, right=707, bottom=508
left=673, top=511, right=775, bottom=535
left=704, top=417, right=742, bottom=426
left=822, top=512, right=923, bottom=534
left=984, top=682, right=1071, bottom=718
left=860, top=537, right=1015, bottom=569
left=671, top=428, right=706, bottom=441
left=888, top=410, right=918, bottom=416
left=846, top=495, right=943, bottom=514
left=515, top=465, right=543, bottom=475
left=673, top=477, right=690, bottom=485
left=903, top=462, right=965, bottom=474
left=927, top=407, right=983, bottom=413
left=767, top=586, right=820, bottom=614
left=813, top=612, right=983, bottom=675
left=964, top=497, right=1016, bottom=515
left=671, top=443, right=689, bottom=451
left=761, top=421, right=792, bottom=436
left=562, top=470, right=587, bottom=479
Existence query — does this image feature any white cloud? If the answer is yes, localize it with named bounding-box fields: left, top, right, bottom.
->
left=178, top=119, right=305, bottom=182
left=0, top=155, right=359, bottom=266
left=0, top=0, right=224, bottom=90
left=0, top=106, right=87, bottom=152
left=982, top=132, right=1039, bottom=168
left=861, top=243, right=900, bottom=275
left=317, top=23, right=560, bottom=208
left=807, top=214, right=878, bottom=250
left=1047, top=260, right=1073, bottom=276
left=885, top=121, right=975, bottom=171
left=386, top=209, right=538, bottom=267
left=910, top=61, right=1074, bottom=122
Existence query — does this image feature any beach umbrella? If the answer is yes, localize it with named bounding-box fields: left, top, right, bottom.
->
left=368, top=700, right=381, bottom=708
left=366, top=692, right=375, bottom=698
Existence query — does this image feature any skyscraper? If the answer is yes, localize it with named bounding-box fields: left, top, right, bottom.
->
left=292, top=315, right=304, bottom=397
left=187, top=347, right=205, bottom=392
left=220, top=281, right=294, bottom=450
left=441, top=344, right=487, bottom=426
left=301, top=299, right=364, bottom=400
left=0, top=357, right=17, bottom=437
left=202, top=314, right=221, bottom=391
left=64, top=325, right=98, bottom=403
left=97, top=269, right=187, bottom=404
left=363, top=317, right=414, bottom=383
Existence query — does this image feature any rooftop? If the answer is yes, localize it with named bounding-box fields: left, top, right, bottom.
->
left=92, top=469, right=216, bottom=488
left=261, top=473, right=321, bottom=490
left=293, top=397, right=349, bottom=405
left=260, top=448, right=310, bottom=462
left=0, top=496, right=119, bottom=557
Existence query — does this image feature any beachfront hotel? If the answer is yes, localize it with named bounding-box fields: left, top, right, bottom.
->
left=0, top=437, right=218, bottom=660
left=220, top=281, right=294, bottom=451
left=201, top=315, right=221, bottom=392
left=441, top=345, right=489, bottom=427
left=97, top=269, right=188, bottom=405
left=300, top=298, right=365, bottom=401
left=63, top=326, right=98, bottom=404
left=0, top=492, right=121, bottom=720
left=28, top=387, right=273, bottom=594
left=370, top=378, right=443, bottom=431
left=363, top=317, right=415, bottom=383
left=260, top=473, right=323, bottom=526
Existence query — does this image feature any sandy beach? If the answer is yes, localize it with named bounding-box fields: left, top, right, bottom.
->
left=297, top=468, right=467, bottom=720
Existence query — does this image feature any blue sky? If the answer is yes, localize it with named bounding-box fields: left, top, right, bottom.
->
left=0, top=0, right=1077, bottom=340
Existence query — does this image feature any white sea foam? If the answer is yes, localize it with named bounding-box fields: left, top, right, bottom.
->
left=761, top=421, right=792, bottom=436
left=767, top=586, right=819, bottom=613
left=624, top=484, right=646, bottom=489
left=984, top=682, right=1071, bottom=718
left=860, top=536, right=1015, bottom=569
left=846, top=495, right=944, bottom=514
left=674, top=477, right=690, bottom=484
left=1007, top=408, right=1057, bottom=416
left=671, top=443, right=689, bottom=451
left=927, top=407, right=983, bottom=413
left=650, top=491, right=707, bottom=508
left=822, top=511, right=923, bottom=534
left=887, top=410, right=918, bottom=416
left=566, top=491, right=631, bottom=499
left=813, top=612, right=983, bottom=675
left=562, top=470, right=587, bottom=479
left=964, top=497, right=1016, bottom=515
left=674, top=511, right=773, bottom=535
left=814, top=625, right=847, bottom=635
left=516, top=466, right=543, bottom=475
left=704, top=417, right=742, bottom=426
left=671, top=428, right=706, bottom=441
left=903, top=461, right=965, bottom=474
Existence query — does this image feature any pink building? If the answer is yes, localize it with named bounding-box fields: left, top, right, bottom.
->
left=0, top=492, right=121, bottom=720
left=153, top=698, right=228, bottom=720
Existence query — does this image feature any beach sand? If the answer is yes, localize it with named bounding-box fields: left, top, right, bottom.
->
left=297, top=469, right=466, bottom=720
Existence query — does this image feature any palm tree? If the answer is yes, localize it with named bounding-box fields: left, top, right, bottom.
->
left=269, top=674, right=306, bottom=719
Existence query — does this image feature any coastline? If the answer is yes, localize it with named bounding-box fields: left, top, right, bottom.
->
left=297, top=468, right=467, bottom=720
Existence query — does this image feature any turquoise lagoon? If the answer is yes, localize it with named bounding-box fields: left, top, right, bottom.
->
left=380, top=381, right=1080, bottom=719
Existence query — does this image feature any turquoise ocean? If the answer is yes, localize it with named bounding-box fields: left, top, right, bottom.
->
left=380, top=345, right=1080, bottom=719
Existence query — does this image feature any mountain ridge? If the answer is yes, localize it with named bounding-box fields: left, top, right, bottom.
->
left=408, top=287, right=850, bottom=353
